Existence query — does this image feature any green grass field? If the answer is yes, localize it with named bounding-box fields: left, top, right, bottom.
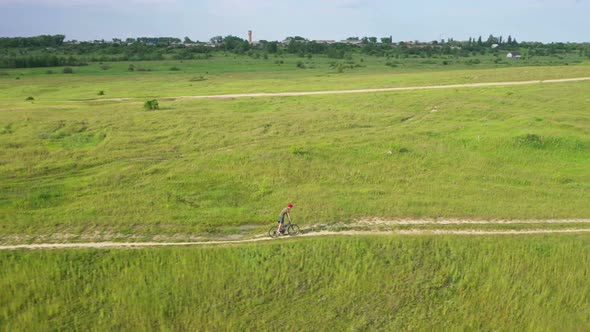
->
left=1, top=55, right=589, bottom=104
left=1, top=235, right=589, bottom=330
left=1, top=59, right=589, bottom=237
left=1, top=55, right=590, bottom=330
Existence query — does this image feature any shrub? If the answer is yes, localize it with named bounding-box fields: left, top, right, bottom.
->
left=516, top=134, right=545, bottom=148
left=169, top=66, right=180, bottom=71
left=144, top=99, right=159, bottom=111
left=46, top=70, right=53, bottom=74
left=62, top=67, right=73, bottom=74
left=290, top=146, right=307, bottom=155
left=296, top=61, right=306, bottom=69
left=398, top=147, right=410, bottom=153
left=128, top=64, right=135, bottom=71
left=100, top=65, right=111, bottom=70
left=26, top=96, right=34, bottom=101
left=98, top=90, right=105, bottom=96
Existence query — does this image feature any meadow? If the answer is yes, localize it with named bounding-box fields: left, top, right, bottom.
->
left=1, top=52, right=590, bottom=331
left=1, top=56, right=589, bottom=240
left=1, top=235, right=589, bottom=330
left=1, top=53, right=589, bottom=104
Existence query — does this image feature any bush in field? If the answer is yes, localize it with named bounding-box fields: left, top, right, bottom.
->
left=144, top=99, right=159, bottom=111
left=100, top=65, right=111, bottom=70
left=128, top=64, right=134, bottom=71
left=62, top=67, right=73, bottom=74
left=169, top=66, right=180, bottom=71
left=98, top=90, right=105, bottom=96
left=26, top=96, right=34, bottom=101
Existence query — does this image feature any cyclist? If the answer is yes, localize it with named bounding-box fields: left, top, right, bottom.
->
left=277, top=204, right=293, bottom=234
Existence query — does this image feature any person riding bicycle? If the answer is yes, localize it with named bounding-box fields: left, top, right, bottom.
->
left=277, top=204, right=293, bottom=234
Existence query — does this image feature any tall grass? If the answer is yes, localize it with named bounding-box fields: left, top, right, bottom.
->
left=1, top=234, right=589, bottom=330
left=0, top=80, right=589, bottom=236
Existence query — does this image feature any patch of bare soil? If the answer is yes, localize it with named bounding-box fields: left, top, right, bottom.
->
left=1, top=221, right=589, bottom=250
left=81, top=77, right=590, bottom=103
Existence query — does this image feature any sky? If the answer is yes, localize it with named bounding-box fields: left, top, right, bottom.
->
left=0, top=0, right=588, bottom=43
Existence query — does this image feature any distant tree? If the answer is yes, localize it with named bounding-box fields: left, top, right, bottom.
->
left=223, top=35, right=246, bottom=51
left=235, top=40, right=250, bottom=54
left=486, top=34, right=498, bottom=46
left=210, top=36, right=223, bottom=44
left=368, top=37, right=378, bottom=43
left=184, top=36, right=193, bottom=44
left=264, top=41, right=278, bottom=54
left=507, top=35, right=512, bottom=44
left=477, top=36, right=483, bottom=45
left=381, top=37, right=392, bottom=44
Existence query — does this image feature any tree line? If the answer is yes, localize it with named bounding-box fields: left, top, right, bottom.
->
left=1, top=34, right=589, bottom=68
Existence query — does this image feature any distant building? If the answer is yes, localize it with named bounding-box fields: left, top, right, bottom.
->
left=341, top=39, right=363, bottom=46
left=506, top=52, right=522, bottom=58
left=313, top=40, right=337, bottom=44
left=491, top=44, right=499, bottom=48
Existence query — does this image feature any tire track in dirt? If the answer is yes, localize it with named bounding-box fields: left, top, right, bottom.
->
left=354, top=218, right=590, bottom=225
left=2, top=227, right=590, bottom=250
left=82, top=77, right=590, bottom=102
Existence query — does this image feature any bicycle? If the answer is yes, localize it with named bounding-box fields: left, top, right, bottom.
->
left=269, top=220, right=300, bottom=238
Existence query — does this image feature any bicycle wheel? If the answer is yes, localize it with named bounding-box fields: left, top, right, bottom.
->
left=269, top=226, right=279, bottom=239
left=287, top=224, right=300, bottom=236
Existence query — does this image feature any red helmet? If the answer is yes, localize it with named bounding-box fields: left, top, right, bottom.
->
left=288, top=204, right=293, bottom=208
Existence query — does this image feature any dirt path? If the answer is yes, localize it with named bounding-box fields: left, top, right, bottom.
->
left=2, top=227, right=589, bottom=250
left=355, top=217, right=590, bottom=225
left=85, top=77, right=590, bottom=102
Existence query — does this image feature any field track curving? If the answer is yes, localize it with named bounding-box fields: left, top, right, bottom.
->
left=85, top=76, right=590, bottom=102
left=2, top=219, right=590, bottom=250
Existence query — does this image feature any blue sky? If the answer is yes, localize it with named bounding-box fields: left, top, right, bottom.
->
left=0, top=0, right=588, bottom=42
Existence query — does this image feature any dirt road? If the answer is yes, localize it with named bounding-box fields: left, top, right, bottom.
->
left=2, top=222, right=589, bottom=250
left=86, top=76, right=590, bottom=102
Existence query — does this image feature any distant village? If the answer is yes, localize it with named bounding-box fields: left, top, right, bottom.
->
left=63, top=34, right=529, bottom=58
